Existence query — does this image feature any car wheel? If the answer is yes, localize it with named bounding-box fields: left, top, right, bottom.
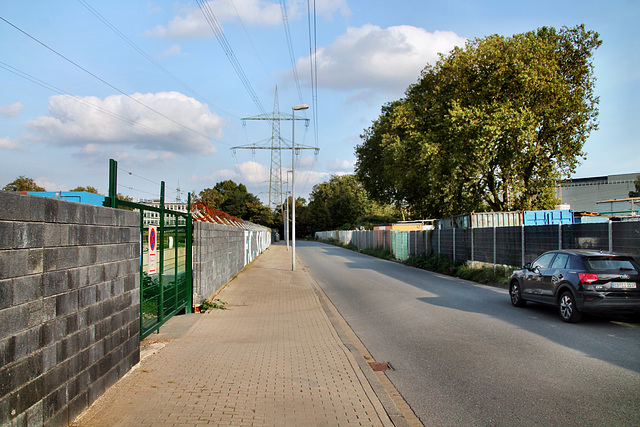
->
left=559, top=291, right=582, bottom=323
left=510, top=281, right=526, bottom=307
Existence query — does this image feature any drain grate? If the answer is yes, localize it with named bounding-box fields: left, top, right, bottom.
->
left=369, top=361, right=393, bottom=371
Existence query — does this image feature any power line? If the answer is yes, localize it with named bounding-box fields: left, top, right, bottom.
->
left=76, top=0, right=238, bottom=120
left=0, top=60, right=221, bottom=147
left=280, top=0, right=304, bottom=105
left=196, top=0, right=268, bottom=117
left=307, top=0, right=319, bottom=149
left=0, top=16, right=215, bottom=143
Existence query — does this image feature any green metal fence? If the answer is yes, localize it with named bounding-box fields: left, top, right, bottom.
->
left=106, top=159, right=193, bottom=340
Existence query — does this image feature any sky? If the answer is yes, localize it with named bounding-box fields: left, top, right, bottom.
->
left=1, top=0, right=638, bottom=207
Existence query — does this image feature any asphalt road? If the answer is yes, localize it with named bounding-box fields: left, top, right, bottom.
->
left=297, top=241, right=640, bottom=426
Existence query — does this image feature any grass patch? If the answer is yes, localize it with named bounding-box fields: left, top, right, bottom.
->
left=200, top=298, right=227, bottom=311
left=361, top=247, right=395, bottom=260
left=405, top=252, right=511, bottom=286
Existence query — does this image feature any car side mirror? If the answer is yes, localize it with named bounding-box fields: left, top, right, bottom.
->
left=523, top=262, right=532, bottom=270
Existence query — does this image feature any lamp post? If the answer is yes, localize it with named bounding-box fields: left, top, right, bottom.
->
left=285, top=170, right=292, bottom=251
left=291, top=103, right=308, bottom=271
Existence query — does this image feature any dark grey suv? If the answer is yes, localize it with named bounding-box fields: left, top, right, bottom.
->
left=509, top=249, right=640, bottom=322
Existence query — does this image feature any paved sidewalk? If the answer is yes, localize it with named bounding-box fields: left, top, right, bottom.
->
left=72, top=243, right=414, bottom=426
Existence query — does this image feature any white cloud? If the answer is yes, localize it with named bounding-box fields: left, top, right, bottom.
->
left=327, top=158, right=354, bottom=172
left=147, top=0, right=282, bottom=38
left=0, top=136, right=25, bottom=151
left=315, top=0, right=350, bottom=19
left=290, top=24, right=466, bottom=95
left=237, top=160, right=269, bottom=183
left=26, top=92, right=224, bottom=155
left=158, top=44, right=186, bottom=58
left=146, top=0, right=349, bottom=38
left=0, top=102, right=23, bottom=117
left=35, top=177, right=67, bottom=192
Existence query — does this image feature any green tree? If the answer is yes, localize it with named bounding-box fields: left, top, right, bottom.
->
left=304, top=174, right=397, bottom=232
left=71, top=186, right=100, bottom=194
left=3, top=176, right=45, bottom=192
left=198, top=180, right=273, bottom=227
left=356, top=25, right=601, bottom=218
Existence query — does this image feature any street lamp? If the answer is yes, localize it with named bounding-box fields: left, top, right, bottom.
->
left=285, top=170, right=292, bottom=252
left=291, top=103, right=308, bottom=271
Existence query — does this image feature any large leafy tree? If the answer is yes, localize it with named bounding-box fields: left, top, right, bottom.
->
left=304, top=174, right=397, bottom=231
left=198, top=180, right=273, bottom=227
left=356, top=25, right=601, bottom=218
left=3, top=176, right=45, bottom=192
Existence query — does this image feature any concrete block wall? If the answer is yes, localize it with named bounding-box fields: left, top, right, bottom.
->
left=192, top=223, right=270, bottom=305
left=0, top=191, right=140, bottom=426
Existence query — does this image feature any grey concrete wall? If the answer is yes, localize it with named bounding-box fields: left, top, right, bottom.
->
left=192, top=223, right=270, bottom=305
left=0, top=191, right=140, bottom=426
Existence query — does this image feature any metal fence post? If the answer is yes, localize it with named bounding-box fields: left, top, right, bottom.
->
left=493, top=226, right=497, bottom=274
left=609, top=220, right=613, bottom=252
left=559, top=223, right=563, bottom=250
left=521, top=224, right=525, bottom=267
left=453, top=228, right=456, bottom=262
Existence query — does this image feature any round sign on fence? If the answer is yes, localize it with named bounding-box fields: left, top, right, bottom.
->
left=148, top=226, right=157, bottom=274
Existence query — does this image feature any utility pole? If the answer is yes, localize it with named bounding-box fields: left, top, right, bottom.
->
left=232, top=87, right=317, bottom=211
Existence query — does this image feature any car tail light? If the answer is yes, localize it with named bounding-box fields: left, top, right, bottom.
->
left=579, top=273, right=599, bottom=284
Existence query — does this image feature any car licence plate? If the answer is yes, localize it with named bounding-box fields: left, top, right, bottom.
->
left=611, top=282, right=637, bottom=289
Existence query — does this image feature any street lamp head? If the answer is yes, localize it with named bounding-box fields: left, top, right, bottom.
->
left=292, top=104, right=309, bottom=111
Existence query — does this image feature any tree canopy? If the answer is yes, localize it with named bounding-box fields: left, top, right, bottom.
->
left=199, top=180, right=273, bottom=227
left=355, top=25, right=601, bottom=218
left=71, top=186, right=100, bottom=194
left=299, top=174, right=398, bottom=234
left=3, top=176, right=45, bottom=192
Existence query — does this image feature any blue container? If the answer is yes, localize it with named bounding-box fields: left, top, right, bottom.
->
left=523, top=210, right=574, bottom=226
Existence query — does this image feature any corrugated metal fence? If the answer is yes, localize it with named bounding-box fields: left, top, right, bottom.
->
left=316, top=221, right=640, bottom=266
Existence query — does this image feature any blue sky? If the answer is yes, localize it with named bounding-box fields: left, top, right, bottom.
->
left=1, top=0, right=638, bottom=206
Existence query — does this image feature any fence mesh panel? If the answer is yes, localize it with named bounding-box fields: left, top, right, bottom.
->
left=613, top=222, right=640, bottom=260
left=316, top=222, right=640, bottom=264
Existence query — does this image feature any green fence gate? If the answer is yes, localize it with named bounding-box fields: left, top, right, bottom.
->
left=105, top=159, right=193, bottom=340
left=392, top=231, right=409, bottom=261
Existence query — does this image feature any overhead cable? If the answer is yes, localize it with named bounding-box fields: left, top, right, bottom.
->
left=196, top=0, right=268, bottom=117
left=0, top=60, right=228, bottom=147
left=0, top=16, right=215, bottom=143
left=279, top=0, right=304, bottom=105
left=76, top=0, right=238, bottom=120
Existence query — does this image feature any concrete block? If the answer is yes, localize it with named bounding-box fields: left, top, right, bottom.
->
left=0, top=221, right=14, bottom=250
left=77, top=246, right=97, bottom=267
left=55, top=291, right=79, bottom=316
left=14, top=325, right=42, bottom=361
left=79, top=286, right=96, bottom=308
left=43, top=271, right=67, bottom=297
left=88, top=265, right=105, bottom=287
left=42, top=344, right=57, bottom=373
left=0, top=335, right=16, bottom=367
left=0, top=304, right=28, bottom=340
left=67, top=267, right=89, bottom=290
left=25, top=399, right=44, bottom=427
left=0, top=279, right=12, bottom=310
left=56, top=247, right=80, bottom=270
left=15, top=222, right=44, bottom=249
left=43, top=198, right=60, bottom=224
left=44, top=223, right=69, bottom=247
left=13, top=275, right=44, bottom=305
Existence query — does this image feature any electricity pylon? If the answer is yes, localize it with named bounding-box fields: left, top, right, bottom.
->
left=232, top=87, right=317, bottom=211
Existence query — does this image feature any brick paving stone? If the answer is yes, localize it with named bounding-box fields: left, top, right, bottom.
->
left=71, top=244, right=399, bottom=426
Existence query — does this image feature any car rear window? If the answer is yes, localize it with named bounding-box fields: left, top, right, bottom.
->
left=585, top=257, right=640, bottom=272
